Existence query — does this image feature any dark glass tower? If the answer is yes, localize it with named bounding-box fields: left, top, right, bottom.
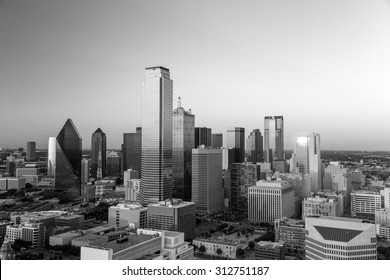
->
left=247, top=129, right=263, bottom=163
left=211, top=133, right=223, bottom=148
left=195, top=127, right=211, bottom=148
left=140, top=66, right=173, bottom=206
left=264, top=116, right=284, bottom=163
left=26, top=141, right=36, bottom=161
left=55, top=119, right=82, bottom=198
left=227, top=127, right=245, bottom=163
left=91, top=128, right=106, bottom=178
left=122, top=127, right=142, bottom=174
left=173, top=97, right=195, bottom=201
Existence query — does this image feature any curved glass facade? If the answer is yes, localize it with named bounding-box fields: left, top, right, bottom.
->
left=47, top=137, right=57, bottom=177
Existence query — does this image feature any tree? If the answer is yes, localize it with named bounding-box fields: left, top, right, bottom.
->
left=199, top=245, right=206, bottom=253
left=385, top=247, right=390, bottom=260
left=216, top=248, right=223, bottom=256
left=236, top=248, right=245, bottom=257
left=248, top=241, right=255, bottom=249
left=377, top=246, right=386, bottom=255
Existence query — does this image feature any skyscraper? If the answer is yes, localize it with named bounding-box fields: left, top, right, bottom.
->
left=195, top=127, right=211, bottom=148
left=246, top=129, right=263, bottom=163
left=47, top=137, right=56, bottom=177
left=295, top=133, right=322, bottom=195
left=264, top=116, right=284, bottom=163
left=122, top=127, right=142, bottom=175
left=140, top=66, right=173, bottom=206
left=55, top=119, right=82, bottom=198
left=173, top=97, right=195, bottom=201
left=91, top=128, right=106, bottom=178
left=26, top=141, right=36, bottom=161
left=192, top=148, right=224, bottom=214
left=211, top=133, right=223, bottom=148
left=226, top=127, right=245, bottom=163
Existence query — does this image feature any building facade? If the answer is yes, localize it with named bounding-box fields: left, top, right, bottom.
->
left=264, top=116, right=284, bottom=163
left=140, top=66, right=173, bottom=206
left=246, top=129, right=263, bottom=163
left=91, top=128, right=107, bottom=178
left=122, top=127, right=142, bottom=175
left=226, top=127, right=245, bottom=163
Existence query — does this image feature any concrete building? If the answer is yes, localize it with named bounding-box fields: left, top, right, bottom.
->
left=254, top=241, right=286, bottom=260
left=305, top=216, right=377, bottom=260
left=351, top=190, right=381, bottom=220
left=6, top=221, right=45, bottom=248
left=124, top=179, right=140, bottom=202
left=302, top=195, right=342, bottom=221
left=81, top=229, right=193, bottom=260
left=375, top=208, right=390, bottom=239
left=123, top=169, right=139, bottom=184
left=0, top=177, right=26, bottom=191
left=323, top=162, right=349, bottom=190
left=192, top=148, right=224, bottom=214
left=193, top=237, right=245, bottom=259
left=108, top=203, right=147, bottom=229
left=147, top=199, right=195, bottom=240
left=49, top=230, right=84, bottom=246
left=248, top=180, right=295, bottom=223
left=274, top=218, right=305, bottom=256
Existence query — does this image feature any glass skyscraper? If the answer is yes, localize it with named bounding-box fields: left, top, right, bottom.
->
left=264, top=116, right=284, bottom=163
left=195, top=127, right=212, bottom=148
left=227, top=127, right=245, bottom=163
left=122, top=127, right=142, bottom=175
left=173, top=98, right=195, bottom=201
left=140, top=66, right=173, bottom=206
left=26, top=141, right=36, bottom=161
left=91, top=128, right=106, bottom=178
left=246, top=129, right=263, bottom=163
left=54, top=119, right=82, bottom=198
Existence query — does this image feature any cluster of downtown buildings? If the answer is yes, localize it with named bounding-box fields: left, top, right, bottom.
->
left=1, top=66, right=389, bottom=260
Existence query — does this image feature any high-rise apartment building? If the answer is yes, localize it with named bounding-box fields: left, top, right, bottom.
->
left=140, top=66, right=173, bottom=206
left=248, top=180, right=295, bottom=223
left=246, top=129, right=263, bottom=163
left=264, top=116, right=284, bottom=163
left=54, top=119, right=82, bottom=198
left=173, top=97, right=195, bottom=201
left=195, top=127, right=211, bottom=148
left=26, top=141, right=36, bottom=161
left=192, top=148, right=224, bottom=214
left=226, top=127, right=245, bottom=163
left=305, top=216, right=377, bottom=260
left=122, top=127, right=142, bottom=175
left=91, top=128, right=106, bottom=178
left=295, top=133, right=322, bottom=196
left=211, top=133, right=223, bottom=148
left=147, top=199, right=196, bottom=240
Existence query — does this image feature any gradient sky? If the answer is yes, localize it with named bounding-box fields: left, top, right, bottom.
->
left=1, top=0, right=390, bottom=150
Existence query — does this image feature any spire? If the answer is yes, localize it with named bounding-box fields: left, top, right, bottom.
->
left=178, top=96, right=181, bottom=108
left=0, top=236, right=15, bottom=260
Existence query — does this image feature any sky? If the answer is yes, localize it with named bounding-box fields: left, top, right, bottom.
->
left=1, top=0, right=390, bottom=151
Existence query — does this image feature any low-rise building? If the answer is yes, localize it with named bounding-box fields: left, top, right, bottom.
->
left=108, top=203, right=147, bottom=229
left=302, top=195, right=341, bottom=221
left=193, top=237, right=245, bottom=259
left=49, top=230, right=85, bottom=246
left=274, top=218, right=305, bottom=256
left=254, top=241, right=285, bottom=260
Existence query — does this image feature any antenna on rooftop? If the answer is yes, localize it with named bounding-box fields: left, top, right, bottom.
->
left=178, top=96, right=181, bottom=108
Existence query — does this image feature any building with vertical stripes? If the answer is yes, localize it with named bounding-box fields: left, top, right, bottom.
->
left=248, top=180, right=294, bottom=223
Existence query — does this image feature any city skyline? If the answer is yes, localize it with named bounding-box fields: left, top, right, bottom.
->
left=1, top=0, right=390, bottom=151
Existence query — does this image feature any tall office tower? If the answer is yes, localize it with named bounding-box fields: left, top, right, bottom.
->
left=246, top=129, right=263, bottom=163
left=140, top=66, right=173, bottom=206
left=222, top=148, right=235, bottom=170
left=91, top=128, right=106, bottom=178
left=192, top=148, right=224, bottom=214
left=173, top=97, right=195, bottom=201
left=230, top=162, right=257, bottom=210
left=195, top=127, right=212, bottom=148
left=305, top=216, right=377, bottom=260
left=323, top=162, right=349, bottom=190
left=211, top=133, right=223, bottom=148
left=81, top=159, right=91, bottom=184
left=122, top=127, right=142, bottom=174
left=248, top=180, right=295, bottom=223
left=227, top=127, right=245, bottom=163
left=26, top=141, right=36, bottom=161
left=147, top=199, right=196, bottom=240
left=264, top=116, right=284, bottom=163
left=106, top=151, right=122, bottom=177
left=295, top=133, right=322, bottom=196
left=55, top=119, right=82, bottom=198
left=47, top=137, right=56, bottom=177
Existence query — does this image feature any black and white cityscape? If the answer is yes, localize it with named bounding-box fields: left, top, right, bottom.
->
left=1, top=0, right=390, bottom=261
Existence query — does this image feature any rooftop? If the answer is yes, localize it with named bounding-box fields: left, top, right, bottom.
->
left=89, top=233, right=159, bottom=253
left=314, top=226, right=363, bottom=243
